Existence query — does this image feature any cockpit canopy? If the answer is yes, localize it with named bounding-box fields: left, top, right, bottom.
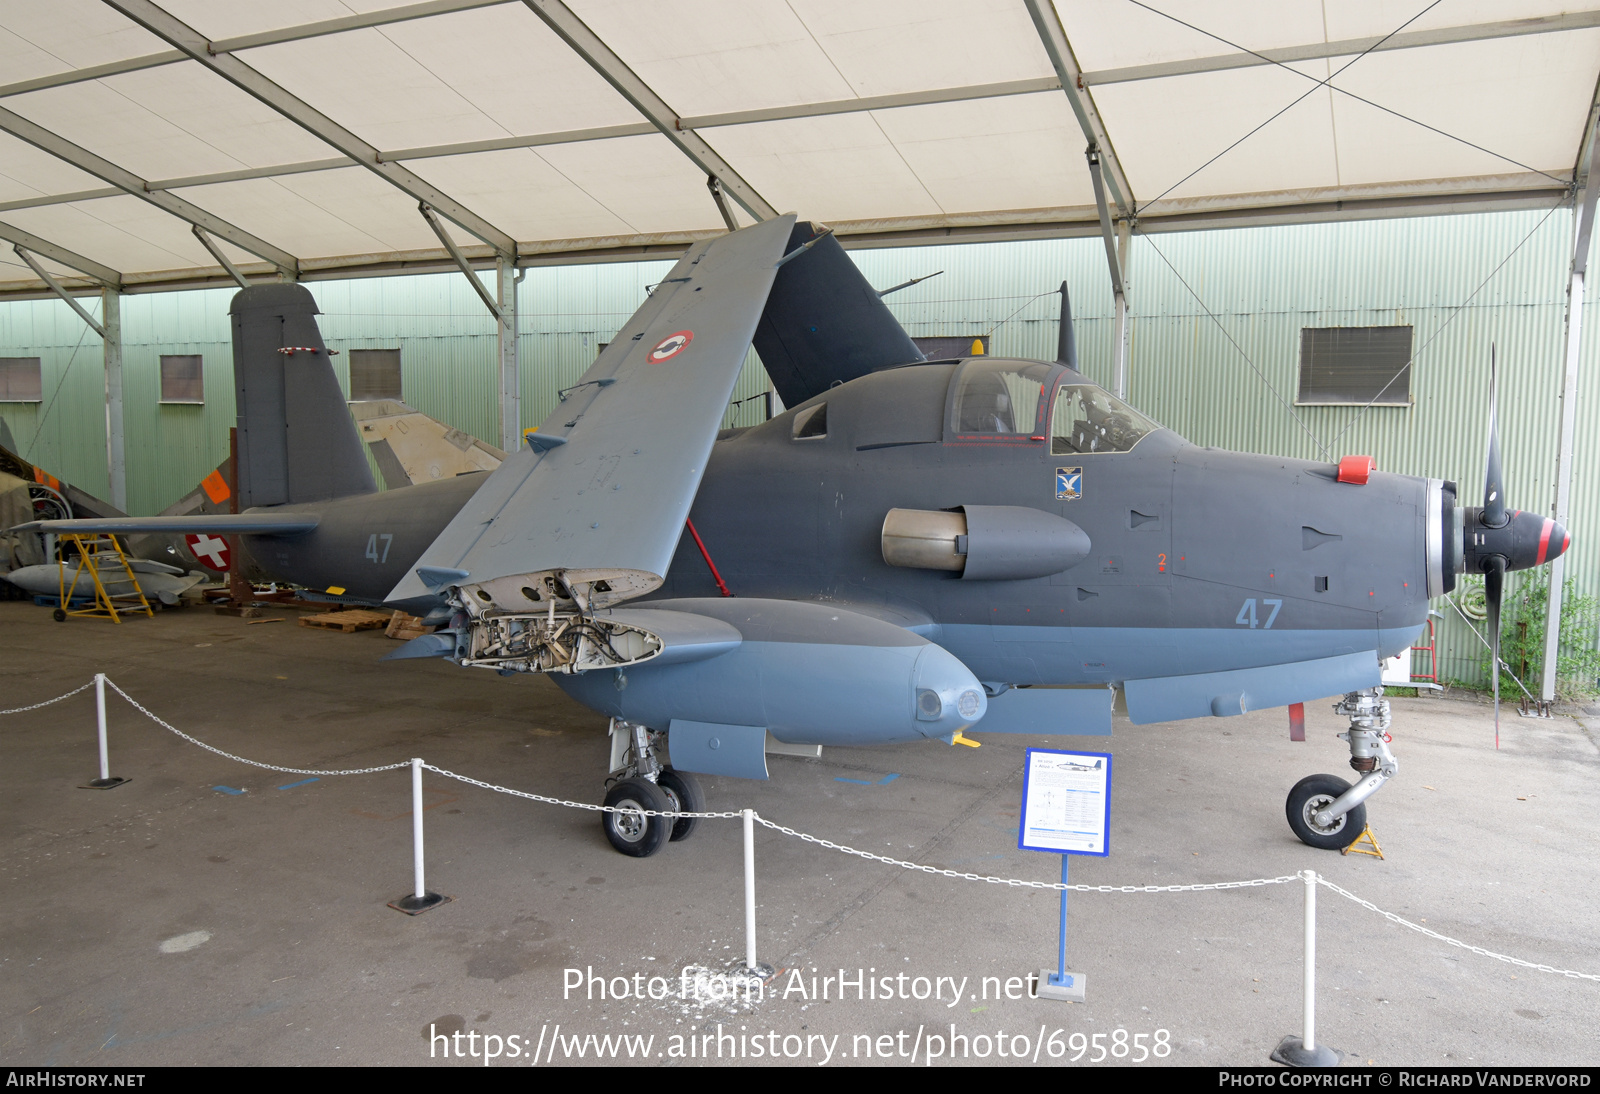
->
left=946, top=358, right=1160, bottom=453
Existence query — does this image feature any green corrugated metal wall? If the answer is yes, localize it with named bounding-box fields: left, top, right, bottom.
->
left=3, top=207, right=1595, bottom=688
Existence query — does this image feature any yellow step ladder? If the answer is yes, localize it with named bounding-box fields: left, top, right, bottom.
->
left=56, top=534, right=154, bottom=624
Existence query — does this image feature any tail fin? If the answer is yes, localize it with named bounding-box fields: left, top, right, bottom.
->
left=752, top=221, right=924, bottom=407
left=231, top=284, right=376, bottom=508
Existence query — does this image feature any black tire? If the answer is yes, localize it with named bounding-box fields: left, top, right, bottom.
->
left=656, top=768, right=704, bottom=842
left=601, top=777, right=672, bottom=858
left=52, top=608, right=66, bottom=622
left=1286, top=773, right=1367, bottom=850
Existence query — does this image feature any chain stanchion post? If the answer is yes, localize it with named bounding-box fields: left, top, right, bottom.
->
left=80, top=673, right=128, bottom=790
left=389, top=758, right=448, bottom=915
left=1272, top=869, right=1340, bottom=1066
left=741, top=808, right=774, bottom=980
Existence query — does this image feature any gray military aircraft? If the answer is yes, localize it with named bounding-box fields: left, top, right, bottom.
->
left=24, top=214, right=1568, bottom=858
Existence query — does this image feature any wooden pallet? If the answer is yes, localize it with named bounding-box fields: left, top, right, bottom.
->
left=384, top=610, right=436, bottom=641
left=298, top=609, right=392, bottom=633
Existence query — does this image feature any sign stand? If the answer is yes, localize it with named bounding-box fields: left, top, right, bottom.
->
left=1038, top=854, right=1085, bottom=1002
left=1019, top=749, right=1110, bottom=1004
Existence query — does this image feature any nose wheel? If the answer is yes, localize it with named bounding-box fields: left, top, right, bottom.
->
left=1286, top=688, right=1394, bottom=851
left=1286, top=773, right=1367, bottom=850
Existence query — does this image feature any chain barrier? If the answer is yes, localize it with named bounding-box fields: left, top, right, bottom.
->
left=1316, top=875, right=1600, bottom=982
left=423, top=762, right=743, bottom=819
left=104, top=678, right=411, bottom=778
left=753, top=814, right=1297, bottom=893
left=11, top=676, right=1599, bottom=983
left=0, top=680, right=95, bottom=716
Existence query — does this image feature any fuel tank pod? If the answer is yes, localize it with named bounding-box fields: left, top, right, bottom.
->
left=881, top=505, right=1091, bottom=580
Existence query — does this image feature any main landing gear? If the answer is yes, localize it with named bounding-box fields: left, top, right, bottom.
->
left=601, top=720, right=703, bottom=858
left=1286, top=687, right=1396, bottom=851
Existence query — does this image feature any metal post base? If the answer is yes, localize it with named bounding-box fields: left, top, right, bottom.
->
left=1271, top=1034, right=1342, bottom=1067
left=735, top=962, right=776, bottom=984
left=1036, top=968, right=1087, bottom=1002
left=79, top=776, right=130, bottom=790
left=389, top=892, right=451, bottom=915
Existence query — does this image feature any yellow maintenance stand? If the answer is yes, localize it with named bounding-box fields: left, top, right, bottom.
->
left=55, top=534, right=154, bottom=624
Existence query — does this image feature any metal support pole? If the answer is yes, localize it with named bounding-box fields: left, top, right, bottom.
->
left=81, top=672, right=128, bottom=789
left=1543, top=121, right=1600, bottom=703
left=191, top=224, right=250, bottom=290
left=102, top=288, right=125, bottom=513
left=1113, top=220, right=1133, bottom=401
left=1303, top=869, right=1316, bottom=1051
left=96, top=673, right=109, bottom=782
left=13, top=246, right=105, bottom=336
left=388, top=757, right=447, bottom=914
left=743, top=807, right=757, bottom=970
left=1542, top=265, right=1584, bottom=703
left=496, top=255, right=520, bottom=453
left=412, top=757, right=425, bottom=898
left=1271, top=870, right=1339, bottom=1065
left=418, top=201, right=503, bottom=320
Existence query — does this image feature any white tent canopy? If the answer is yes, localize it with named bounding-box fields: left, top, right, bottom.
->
left=0, top=0, right=1597, bottom=295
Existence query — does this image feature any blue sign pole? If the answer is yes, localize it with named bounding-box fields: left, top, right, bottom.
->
left=1050, top=854, right=1070, bottom=987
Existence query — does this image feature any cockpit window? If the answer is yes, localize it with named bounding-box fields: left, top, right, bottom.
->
left=949, top=361, right=1053, bottom=435
left=792, top=401, right=827, bottom=439
left=1050, top=384, right=1159, bottom=453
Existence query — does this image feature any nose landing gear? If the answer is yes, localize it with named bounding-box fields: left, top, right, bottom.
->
left=1286, top=687, right=1396, bottom=850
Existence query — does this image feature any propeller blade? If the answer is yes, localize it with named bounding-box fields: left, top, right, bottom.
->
left=1484, top=346, right=1506, bottom=528
left=1057, top=282, right=1078, bottom=370
left=1486, top=555, right=1505, bottom=749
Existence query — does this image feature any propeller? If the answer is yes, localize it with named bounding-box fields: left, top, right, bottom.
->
left=1485, top=348, right=1505, bottom=747
left=1057, top=282, right=1078, bottom=370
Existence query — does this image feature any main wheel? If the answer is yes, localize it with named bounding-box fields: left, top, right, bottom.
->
left=1286, top=773, right=1366, bottom=850
left=656, top=768, right=704, bottom=842
left=601, top=777, right=672, bottom=858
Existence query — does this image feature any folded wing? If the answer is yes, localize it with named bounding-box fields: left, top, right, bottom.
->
left=388, top=213, right=798, bottom=611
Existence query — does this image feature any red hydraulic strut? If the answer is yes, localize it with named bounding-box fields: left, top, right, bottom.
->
left=685, top=517, right=733, bottom=597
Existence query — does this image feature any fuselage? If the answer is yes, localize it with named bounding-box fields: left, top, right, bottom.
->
left=239, top=357, right=1438, bottom=689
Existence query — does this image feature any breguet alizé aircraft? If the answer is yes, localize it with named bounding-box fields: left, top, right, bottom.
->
left=23, top=214, right=1568, bottom=858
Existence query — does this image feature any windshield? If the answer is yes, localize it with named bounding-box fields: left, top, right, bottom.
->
left=1050, top=384, right=1159, bottom=454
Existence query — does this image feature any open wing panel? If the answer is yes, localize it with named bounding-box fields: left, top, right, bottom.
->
left=388, top=214, right=797, bottom=610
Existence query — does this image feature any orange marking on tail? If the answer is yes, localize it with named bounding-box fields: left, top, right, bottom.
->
left=200, top=468, right=231, bottom=505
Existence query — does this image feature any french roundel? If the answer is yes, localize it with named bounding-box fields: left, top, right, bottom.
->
left=648, top=330, right=693, bottom=362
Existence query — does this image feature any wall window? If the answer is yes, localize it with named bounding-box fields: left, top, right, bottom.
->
left=159, top=354, right=204, bottom=403
left=1297, top=326, right=1413, bottom=406
left=0, top=358, right=42, bottom=402
left=349, top=349, right=402, bottom=401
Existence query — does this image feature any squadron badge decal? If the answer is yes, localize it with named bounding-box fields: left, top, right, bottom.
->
left=1056, top=467, right=1082, bottom=500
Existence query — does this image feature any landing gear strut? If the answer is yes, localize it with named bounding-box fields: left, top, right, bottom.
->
left=1286, top=687, right=1396, bottom=851
left=600, top=720, right=703, bottom=858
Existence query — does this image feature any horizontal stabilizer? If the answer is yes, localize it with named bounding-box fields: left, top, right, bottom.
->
left=1123, top=650, right=1379, bottom=725
left=13, top=513, right=320, bottom=536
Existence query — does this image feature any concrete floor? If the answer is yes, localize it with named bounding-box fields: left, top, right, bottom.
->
left=1, top=599, right=1596, bottom=1068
